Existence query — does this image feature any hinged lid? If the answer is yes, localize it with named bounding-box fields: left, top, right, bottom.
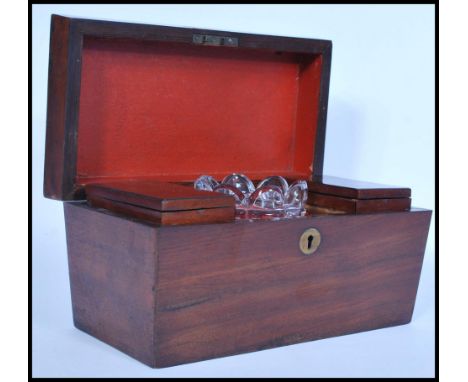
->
left=44, top=15, right=332, bottom=201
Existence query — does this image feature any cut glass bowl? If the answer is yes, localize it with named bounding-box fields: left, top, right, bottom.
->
left=194, top=174, right=308, bottom=218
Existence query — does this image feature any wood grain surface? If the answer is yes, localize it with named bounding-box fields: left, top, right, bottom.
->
left=64, top=202, right=431, bottom=367
left=64, top=202, right=157, bottom=366
left=85, top=180, right=235, bottom=211
left=309, top=192, right=411, bottom=213
left=43, top=15, right=70, bottom=199
left=154, top=208, right=431, bottom=367
left=87, top=194, right=235, bottom=225
left=309, top=176, right=411, bottom=199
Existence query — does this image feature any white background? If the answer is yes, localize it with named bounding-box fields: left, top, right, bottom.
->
left=30, top=4, right=435, bottom=378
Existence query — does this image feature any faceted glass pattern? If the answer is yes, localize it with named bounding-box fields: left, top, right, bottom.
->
left=194, top=175, right=219, bottom=191
left=194, top=174, right=308, bottom=218
left=222, top=173, right=256, bottom=195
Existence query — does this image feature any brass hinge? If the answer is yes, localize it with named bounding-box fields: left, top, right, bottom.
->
left=192, top=34, right=238, bottom=47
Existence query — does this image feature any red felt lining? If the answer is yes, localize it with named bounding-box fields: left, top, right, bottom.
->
left=76, top=36, right=322, bottom=184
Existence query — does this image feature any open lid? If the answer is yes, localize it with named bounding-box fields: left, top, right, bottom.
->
left=44, top=15, right=332, bottom=201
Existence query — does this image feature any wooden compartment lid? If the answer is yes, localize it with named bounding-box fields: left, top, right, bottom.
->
left=308, top=176, right=412, bottom=214
left=85, top=180, right=236, bottom=225
left=310, top=176, right=411, bottom=199
left=43, top=15, right=332, bottom=201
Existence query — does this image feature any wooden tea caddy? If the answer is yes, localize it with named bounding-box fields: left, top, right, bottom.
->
left=43, top=15, right=432, bottom=368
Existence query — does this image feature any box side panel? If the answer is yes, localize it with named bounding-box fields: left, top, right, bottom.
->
left=64, top=202, right=157, bottom=366
left=155, top=210, right=431, bottom=367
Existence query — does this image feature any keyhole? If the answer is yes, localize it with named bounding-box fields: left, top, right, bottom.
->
left=307, top=235, right=314, bottom=249
left=299, top=228, right=321, bottom=255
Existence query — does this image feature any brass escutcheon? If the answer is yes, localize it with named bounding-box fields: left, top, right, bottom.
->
left=299, top=228, right=321, bottom=255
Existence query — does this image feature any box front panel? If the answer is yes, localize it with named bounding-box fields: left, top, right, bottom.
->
left=154, top=210, right=431, bottom=367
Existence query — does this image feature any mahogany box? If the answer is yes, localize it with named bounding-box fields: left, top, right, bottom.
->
left=43, top=15, right=432, bottom=368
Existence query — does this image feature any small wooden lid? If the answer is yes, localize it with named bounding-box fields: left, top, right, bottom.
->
left=85, top=180, right=235, bottom=212
left=309, top=176, right=411, bottom=200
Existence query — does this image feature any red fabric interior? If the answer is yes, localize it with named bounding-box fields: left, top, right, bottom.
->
left=76, top=36, right=322, bottom=184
